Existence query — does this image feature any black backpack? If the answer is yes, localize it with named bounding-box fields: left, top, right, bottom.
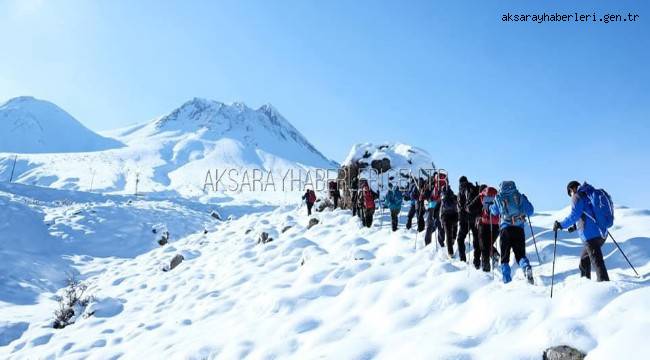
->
left=441, top=187, right=458, bottom=215
left=465, top=183, right=482, bottom=217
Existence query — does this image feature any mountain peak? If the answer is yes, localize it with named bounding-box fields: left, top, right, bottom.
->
left=0, top=96, right=123, bottom=154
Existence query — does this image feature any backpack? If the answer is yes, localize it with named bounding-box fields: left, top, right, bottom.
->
left=465, top=183, right=482, bottom=217
left=307, top=190, right=316, bottom=203
left=496, top=181, right=525, bottom=225
left=579, top=182, right=614, bottom=237
left=363, top=188, right=375, bottom=209
left=479, top=186, right=499, bottom=224
left=440, top=187, right=458, bottom=215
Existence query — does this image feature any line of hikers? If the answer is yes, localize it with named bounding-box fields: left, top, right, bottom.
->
left=302, top=174, right=614, bottom=285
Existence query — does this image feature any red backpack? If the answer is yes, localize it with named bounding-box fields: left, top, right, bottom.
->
left=432, top=173, right=448, bottom=201
left=363, top=188, right=375, bottom=209
left=307, top=190, right=316, bottom=203
left=479, top=187, right=499, bottom=225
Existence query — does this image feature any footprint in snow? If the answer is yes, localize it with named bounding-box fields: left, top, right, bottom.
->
left=30, top=333, right=53, bottom=346
left=294, top=318, right=321, bottom=333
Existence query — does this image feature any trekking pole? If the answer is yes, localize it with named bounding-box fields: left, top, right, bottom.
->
left=527, top=216, right=542, bottom=264
left=489, top=221, right=495, bottom=280
left=607, top=231, right=640, bottom=277
left=551, top=229, right=558, bottom=298
left=467, top=218, right=472, bottom=276
left=9, top=155, right=17, bottom=183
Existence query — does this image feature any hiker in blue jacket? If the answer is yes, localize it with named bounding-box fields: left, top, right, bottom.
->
left=553, top=181, right=610, bottom=282
left=489, top=181, right=535, bottom=284
left=384, top=182, right=403, bottom=231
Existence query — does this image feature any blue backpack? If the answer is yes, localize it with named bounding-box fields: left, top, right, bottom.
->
left=496, top=181, right=525, bottom=226
left=579, top=183, right=614, bottom=237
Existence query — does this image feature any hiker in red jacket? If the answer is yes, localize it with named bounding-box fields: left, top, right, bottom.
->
left=468, top=185, right=500, bottom=272
left=302, top=189, right=316, bottom=216
left=360, top=183, right=376, bottom=228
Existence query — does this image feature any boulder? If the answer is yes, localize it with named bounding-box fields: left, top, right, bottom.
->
left=157, top=231, right=169, bottom=246
left=210, top=211, right=222, bottom=220
left=258, top=232, right=273, bottom=244
left=308, top=218, right=320, bottom=229
left=543, top=346, right=586, bottom=360
left=370, top=158, right=391, bottom=173
left=163, top=254, right=184, bottom=272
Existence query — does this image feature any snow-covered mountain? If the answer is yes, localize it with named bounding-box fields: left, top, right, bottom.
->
left=0, top=97, right=123, bottom=154
left=0, top=98, right=335, bottom=201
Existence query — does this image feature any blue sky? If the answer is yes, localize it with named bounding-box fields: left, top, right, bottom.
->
left=1, top=0, right=648, bottom=210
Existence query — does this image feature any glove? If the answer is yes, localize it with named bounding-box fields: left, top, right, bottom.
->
left=553, top=221, right=562, bottom=232
left=567, top=224, right=577, bottom=233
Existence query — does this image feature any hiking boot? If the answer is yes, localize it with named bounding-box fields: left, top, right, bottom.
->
left=525, top=266, right=534, bottom=285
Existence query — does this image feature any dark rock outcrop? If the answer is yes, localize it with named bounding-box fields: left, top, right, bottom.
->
left=258, top=232, right=273, bottom=244
left=308, top=218, right=320, bottom=229
left=543, top=346, right=587, bottom=360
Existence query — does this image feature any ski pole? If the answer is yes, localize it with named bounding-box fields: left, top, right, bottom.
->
left=490, top=221, right=495, bottom=280
left=551, top=229, right=558, bottom=298
left=466, top=215, right=472, bottom=277
left=527, top=216, right=542, bottom=264
left=607, top=231, right=640, bottom=277
left=9, top=155, right=17, bottom=183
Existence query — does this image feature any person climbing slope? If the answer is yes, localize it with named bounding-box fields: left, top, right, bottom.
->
left=489, top=181, right=535, bottom=284
left=384, top=182, right=403, bottom=232
left=440, top=185, right=461, bottom=260
left=553, top=181, right=611, bottom=282
left=406, top=179, right=419, bottom=230
left=360, top=183, right=376, bottom=228
left=302, top=188, right=316, bottom=216
left=458, top=176, right=481, bottom=264
left=469, top=184, right=500, bottom=271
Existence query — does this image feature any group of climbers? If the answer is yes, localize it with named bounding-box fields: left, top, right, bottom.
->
left=301, top=173, right=615, bottom=285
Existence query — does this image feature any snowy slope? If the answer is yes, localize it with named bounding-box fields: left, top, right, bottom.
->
left=0, top=98, right=335, bottom=202
left=2, top=183, right=649, bottom=359
left=0, top=97, right=123, bottom=154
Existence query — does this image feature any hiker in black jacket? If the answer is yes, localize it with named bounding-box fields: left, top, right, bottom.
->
left=456, top=176, right=480, bottom=262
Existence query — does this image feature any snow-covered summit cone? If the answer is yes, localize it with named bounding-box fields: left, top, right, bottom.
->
left=0, top=96, right=123, bottom=153
left=114, top=98, right=336, bottom=169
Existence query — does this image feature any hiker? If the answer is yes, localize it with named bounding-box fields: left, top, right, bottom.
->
left=489, top=181, right=535, bottom=284
left=553, top=181, right=610, bottom=282
left=302, top=188, right=316, bottom=216
left=328, top=181, right=341, bottom=209
left=360, top=183, right=376, bottom=228
left=470, top=185, right=500, bottom=271
left=422, top=182, right=437, bottom=246
left=416, top=179, right=427, bottom=232
left=432, top=172, right=448, bottom=248
left=351, top=177, right=360, bottom=217
left=440, top=185, right=461, bottom=259
left=406, top=179, right=419, bottom=230
left=457, top=176, right=481, bottom=263
left=383, top=182, right=403, bottom=231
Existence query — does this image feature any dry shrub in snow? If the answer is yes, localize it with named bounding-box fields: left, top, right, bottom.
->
left=53, top=277, right=93, bottom=329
